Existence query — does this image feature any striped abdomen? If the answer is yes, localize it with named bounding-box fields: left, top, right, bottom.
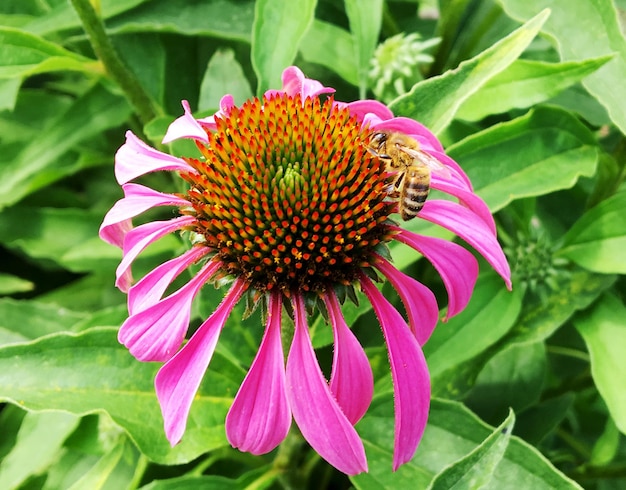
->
left=399, top=166, right=431, bottom=220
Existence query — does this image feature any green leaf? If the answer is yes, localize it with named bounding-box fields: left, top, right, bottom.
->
left=114, top=33, right=166, bottom=107
left=0, top=411, right=80, bottom=490
left=389, top=9, right=549, bottom=134
left=0, top=77, right=21, bottom=110
left=299, top=20, right=359, bottom=86
left=0, top=273, right=34, bottom=295
left=0, top=327, right=243, bottom=464
left=433, top=0, right=520, bottom=73
left=447, top=106, right=599, bottom=212
left=497, top=0, right=626, bottom=134
left=0, top=27, right=95, bottom=79
left=139, top=468, right=277, bottom=490
left=574, top=294, right=626, bottom=435
left=432, top=0, right=473, bottom=72
left=0, top=404, right=26, bottom=462
left=344, top=0, right=383, bottom=97
left=66, top=438, right=126, bottom=490
left=36, top=273, right=125, bottom=312
left=43, top=436, right=136, bottom=490
left=427, top=409, right=515, bottom=490
left=0, top=84, right=130, bottom=209
left=548, top=84, right=610, bottom=127
left=590, top=417, right=620, bottom=467
left=515, top=393, right=575, bottom=446
left=24, top=0, right=151, bottom=36
left=506, top=269, right=616, bottom=346
left=457, top=56, right=612, bottom=121
left=431, top=269, right=614, bottom=399
left=0, top=207, right=104, bottom=272
left=199, top=49, right=253, bottom=112
left=106, top=0, right=254, bottom=42
left=352, top=397, right=582, bottom=489
left=465, top=342, right=546, bottom=422
left=424, top=271, right=523, bottom=379
left=252, top=0, right=317, bottom=95
left=559, top=191, right=626, bottom=274
left=0, top=91, right=72, bottom=144
left=0, top=298, right=85, bottom=346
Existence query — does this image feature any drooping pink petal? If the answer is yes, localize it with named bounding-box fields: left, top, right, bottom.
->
left=226, top=291, right=291, bottom=454
left=360, top=274, right=430, bottom=471
left=100, top=218, right=133, bottom=251
left=374, top=254, right=439, bottom=344
left=115, top=215, right=195, bottom=292
left=99, top=183, right=189, bottom=248
left=118, top=260, right=219, bottom=362
left=115, top=131, right=194, bottom=185
left=391, top=228, right=478, bottom=320
left=155, top=279, right=246, bottom=446
left=287, top=293, right=368, bottom=475
left=266, top=66, right=335, bottom=100
left=324, top=291, right=373, bottom=425
left=197, top=94, right=236, bottom=130
left=417, top=200, right=512, bottom=289
left=429, top=179, right=496, bottom=234
left=128, top=246, right=212, bottom=315
left=115, top=247, right=135, bottom=293
left=162, top=100, right=210, bottom=144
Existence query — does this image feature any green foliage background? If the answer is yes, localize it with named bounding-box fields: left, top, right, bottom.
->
left=1, top=0, right=626, bottom=488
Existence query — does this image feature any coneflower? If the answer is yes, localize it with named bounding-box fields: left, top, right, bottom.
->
left=100, top=66, right=511, bottom=474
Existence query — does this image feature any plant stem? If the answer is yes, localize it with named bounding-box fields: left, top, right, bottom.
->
left=70, top=0, right=160, bottom=125
left=127, top=453, right=149, bottom=490
left=273, top=428, right=306, bottom=489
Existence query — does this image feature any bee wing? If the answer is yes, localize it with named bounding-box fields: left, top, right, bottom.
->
left=397, top=145, right=451, bottom=178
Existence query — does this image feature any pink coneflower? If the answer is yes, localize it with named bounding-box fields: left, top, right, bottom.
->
left=100, top=66, right=511, bottom=474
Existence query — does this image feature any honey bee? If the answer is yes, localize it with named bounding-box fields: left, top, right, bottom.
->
left=366, top=130, right=448, bottom=220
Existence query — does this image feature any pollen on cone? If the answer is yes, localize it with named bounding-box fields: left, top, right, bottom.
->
left=180, top=93, right=395, bottom=293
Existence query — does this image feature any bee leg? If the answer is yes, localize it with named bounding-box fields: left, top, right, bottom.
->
left=394, top=172, right=405, bottom=188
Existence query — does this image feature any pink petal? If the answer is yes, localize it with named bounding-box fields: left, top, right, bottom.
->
left=344, top=99, right=395, bottom=123
left=360, top=274, right=430, bottom=471
left=374, top=255, right=439, bottom=344
left=226, top=291, right=291, bottom=454
left=118, top=260, right=219, bottom=361
left=418, top=200, right=512, bottom=289
left=100, top=218, right=132, bottom=250
left=99, top=183, right=189, bottom=248
left=427, top=149, right=473, bottom=191
left=115, top=215, right=195, bottom=292
left=370, top=116, right=444, bottom=153
left=429, top=178, right=496, bottom=234
left=197, top=94, right=236, bottom=130
left=287, top=293, right=368, bottom=475
left=324, top=291, right=373, bottom=425
left=115, top=131, right=194, bottom=185
left=115, top=255, right=134, bottom=293
left=266, top=66, right=335, bottom=100
left=154, top=279, right=247, bottom=446
left=162, top=100, right=210, bottom=144
left=128, top=246, right=212, bottom=315
left=391, top=228, right=479, bottom=320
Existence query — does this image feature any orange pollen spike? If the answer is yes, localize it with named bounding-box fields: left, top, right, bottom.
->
left=181, top=92, right=394, bottom=293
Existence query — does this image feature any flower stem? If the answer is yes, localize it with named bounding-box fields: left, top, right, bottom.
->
left=69, top=0, right=161, bottom=125
left=273, top=428, right=307, bottom=489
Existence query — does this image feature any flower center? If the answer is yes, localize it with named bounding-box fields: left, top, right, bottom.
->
left=181, top=93, right=395, bottom=293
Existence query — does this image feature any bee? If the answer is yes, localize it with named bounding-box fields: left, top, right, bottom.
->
left=366, top=130, right=448, bottom=220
